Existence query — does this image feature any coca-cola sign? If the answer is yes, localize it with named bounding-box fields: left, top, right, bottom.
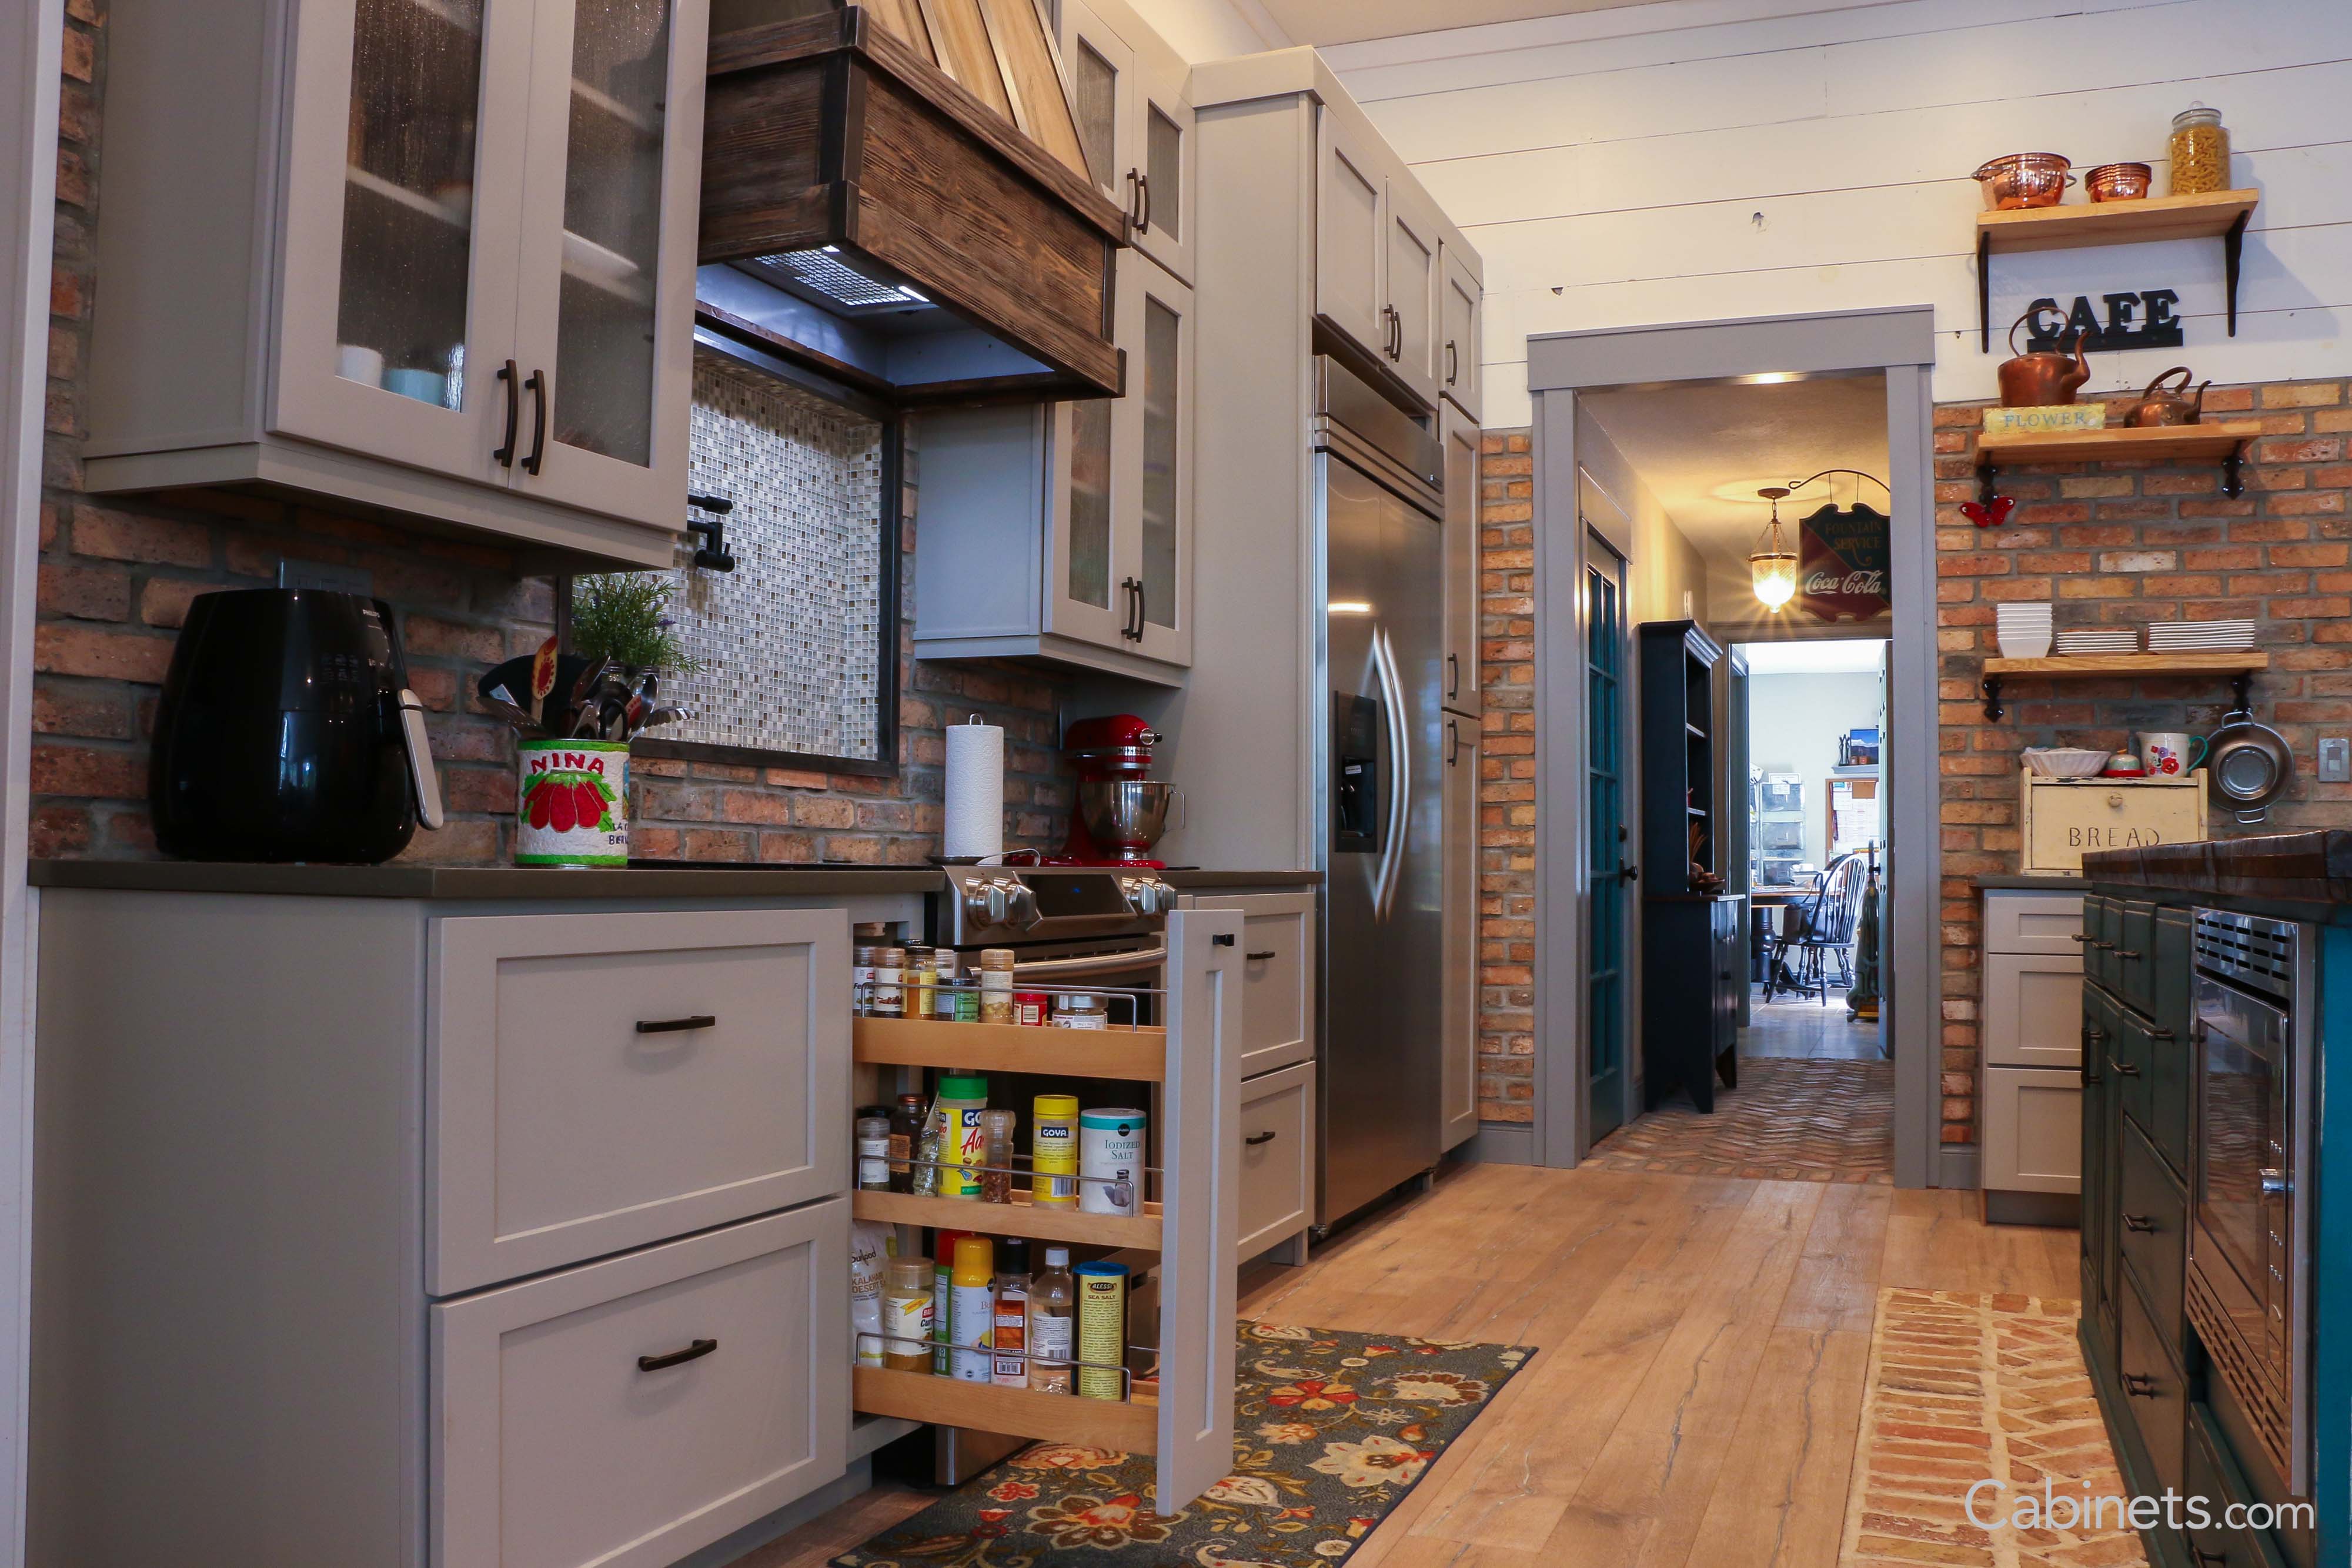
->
left=1797, top=502, right=1890, bottom=622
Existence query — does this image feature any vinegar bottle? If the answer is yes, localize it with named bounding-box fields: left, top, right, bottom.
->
left=1027, top=1245, right=1075, bottom=1394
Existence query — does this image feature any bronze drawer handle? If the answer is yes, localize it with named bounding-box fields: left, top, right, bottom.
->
left=2123, top=1214, right=2156, bottom=1233
left=2109, top=1058, right=2140, bottom=1078
left=492, top=359, right=520, bottom=466
left=2070, top=932, right=2092, bottom=942
left=2115, top=949, right=2143, bottom=961
left=1245, top=950, right=1278, bottom=962
left=638, top=1338, right=717, bottom=1372
left=1245, top=1131, right=1278, bottom=1146
left=2149, top=1028, right=2175, bottom=1041
left=2122, top=1372, right=2159, bottom=1398
left=636, top=1015, right=717, bottom=1034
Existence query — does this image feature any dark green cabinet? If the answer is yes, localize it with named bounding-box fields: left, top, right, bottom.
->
left=1636, top=621, right=1739, bottom=1113
left=2188, top=1404, right=2292, bottom=1568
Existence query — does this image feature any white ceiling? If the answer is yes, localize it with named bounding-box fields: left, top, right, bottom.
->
left=1251, top=0, right=1680, bottom=48
left=1578, top=375, right=1890, bottom=564
left=1738, top=638, right=1887, bottom=674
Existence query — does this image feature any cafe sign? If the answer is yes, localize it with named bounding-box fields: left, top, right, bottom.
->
left=1797, top=502, right=1890, bottom=622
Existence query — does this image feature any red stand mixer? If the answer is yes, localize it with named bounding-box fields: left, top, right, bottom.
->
left=1055, top=714, right=1180, bottom=867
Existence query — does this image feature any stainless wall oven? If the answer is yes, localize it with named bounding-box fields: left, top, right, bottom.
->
left=2188, top=907, right=2315, bottom=1496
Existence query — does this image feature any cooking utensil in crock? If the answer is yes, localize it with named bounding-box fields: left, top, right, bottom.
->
left=1972, top=152, right=2074, bottom=210
left=1999, top=310, right=2094, bottom=407
left=2206, top=708, right=2296, bottom=823
left=2122, top=366, right=2210, bottom=427
left=2084, top=162, right=2152, bottom=201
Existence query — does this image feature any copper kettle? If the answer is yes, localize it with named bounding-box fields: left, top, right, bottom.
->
left=2122, top=366, right=2209, bottom=427
left=1998, top=310, right=2093, bottom=406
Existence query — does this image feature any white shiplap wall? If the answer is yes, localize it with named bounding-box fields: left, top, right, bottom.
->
left=1327, top=0, right=2352, bottom=427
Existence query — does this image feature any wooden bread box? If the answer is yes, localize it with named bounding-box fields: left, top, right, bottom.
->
left=2019, top=767, right=2208, bottom=875
left=701, top=8, right=1128, bottom=405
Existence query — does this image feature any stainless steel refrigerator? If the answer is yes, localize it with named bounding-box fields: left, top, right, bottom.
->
left=1312, top=358, right=1446, bottom=1232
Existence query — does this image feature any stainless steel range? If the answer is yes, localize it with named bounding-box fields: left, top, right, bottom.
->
left=2188, top=906, right=2316, bottom=1496
left=930, top=864, right=1181, bottom=999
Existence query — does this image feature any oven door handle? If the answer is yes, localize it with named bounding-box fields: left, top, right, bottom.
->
left=1010, top=947, right=1167, bottom=978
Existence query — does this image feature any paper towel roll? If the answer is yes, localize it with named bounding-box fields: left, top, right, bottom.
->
left=943, top=720, right=1005, bottom=860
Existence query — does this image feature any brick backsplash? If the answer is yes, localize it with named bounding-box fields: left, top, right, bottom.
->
left=34, top=3, right=1075, bottom=867
left=1933, top=377, right=2352, bottom=1145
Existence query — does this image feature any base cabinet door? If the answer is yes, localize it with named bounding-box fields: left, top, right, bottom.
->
left=1237, top=1061, right=1314, bottom=1263
left=1983, top=951, right=2085, bottom=1068
left=432, top=1202, right=850, bottom=1568
left=2117, top=1274, right=2186, bottom=1498
left=2186, top=1405, right=2294, bottom=1568
left=1178, top=891, right=1314, bottom=1078
left=1441, top=712, right=1480, bottom=1149
left=1982, top=1066, right=2082, bottom=1193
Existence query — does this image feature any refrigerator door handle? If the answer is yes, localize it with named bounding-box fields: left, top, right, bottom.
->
left=1372, top=627, right=1409, bottom=920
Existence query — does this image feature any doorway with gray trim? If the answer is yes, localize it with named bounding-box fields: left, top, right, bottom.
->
left=1512, top=307, right=1950, bottom=1191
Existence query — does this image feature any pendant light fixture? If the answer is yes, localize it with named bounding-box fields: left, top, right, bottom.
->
left=1749, top=486, right=1798, bottom=610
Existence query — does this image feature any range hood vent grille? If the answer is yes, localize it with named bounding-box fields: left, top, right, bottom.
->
left=750, top=248, right=936, bottom=313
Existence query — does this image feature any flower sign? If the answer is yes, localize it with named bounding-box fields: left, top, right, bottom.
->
left=1797, top=502, right=1891, bottom=623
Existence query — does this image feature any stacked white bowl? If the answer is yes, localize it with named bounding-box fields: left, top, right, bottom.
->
left=1995, top=601, right=2053, bottom=658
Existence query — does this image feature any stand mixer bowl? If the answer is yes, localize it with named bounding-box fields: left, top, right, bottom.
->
left=1077, top=780, right=1179, bottom=853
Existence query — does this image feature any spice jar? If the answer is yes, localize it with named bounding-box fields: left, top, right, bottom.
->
left=1014, top=990, right=1050, bottom=1028
left=904, top=945, right=935, bottom=1021
left=856, top=1108, right=892, bottom=1191
left=979, top=948, right=1015, bottom=1024
left=881, top=1258, right=934, bottom=1372
left=874, top=947, right=906, bottom=1017
left=887, top=1092, right=927, bottom=1193
left=953, top=975, right=981, bottom=1022
left=1032, top=1094, right=1080, bottom=1206
left=979, top=1108, right=1017, bottom=1203
left=851, top=943, right=878, bottom=1017
left=1054, top=991, right=1108, bottom=1029
left=2168, top=103, right=2229, bottom=195
left=930, top=950, right=960, bottom=1018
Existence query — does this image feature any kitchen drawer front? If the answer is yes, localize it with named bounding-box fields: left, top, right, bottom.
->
left=2083, top=895, right=2114, bottom=991
left=2108, top=1005, right=2157, bottom=1153
left=1983, top=951, right=2085, bottom=1068
left=2186, top=1403, right=2293, bottom=1568
left=1982, top=1066, right=2081, bottom=1193
left=1237, top=1061, right=1314, bottom=1263
left=2118, top=1117, right=2187, bottom=1362
left=1983, top=890, right=2086, bottom=955
left=1181, top=892, right=1315, bottom=1077
left=2114, top=898, right=2157, bottom=1015
left=430, top=910, right=851, bottom=1295
left=2118, top=1269, right=2187, bottom=1498
left=432, top=1201, right=850, bottom=1568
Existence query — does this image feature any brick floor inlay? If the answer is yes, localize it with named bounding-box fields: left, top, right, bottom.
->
left=1589, top=1058, right=1894, bottom=1183
left=1840, top=1288, right=2147, bottom=1567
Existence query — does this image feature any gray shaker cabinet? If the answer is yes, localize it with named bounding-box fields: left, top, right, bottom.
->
left=1980, top=888, right=2086, bottom=1211
left=31, top=890, right=854, bottom=1568
left=80, top=0, right=709, bottom=569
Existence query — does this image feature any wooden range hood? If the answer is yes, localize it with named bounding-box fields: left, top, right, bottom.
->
left=700, top=6, right=1129, bottom=406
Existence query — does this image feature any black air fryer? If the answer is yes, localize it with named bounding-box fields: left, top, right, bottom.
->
left=151, top=589, right=445, bottom=863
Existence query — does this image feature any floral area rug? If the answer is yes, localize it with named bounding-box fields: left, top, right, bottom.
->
left=832, top=1321, right=1532, bottom=1567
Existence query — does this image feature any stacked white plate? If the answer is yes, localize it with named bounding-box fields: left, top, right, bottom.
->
left=2054, top=627, right=2141, bottom=655
left=2147, top=618, right=2257, bottom=651
left=1995, top=602, right=2053, bottom=658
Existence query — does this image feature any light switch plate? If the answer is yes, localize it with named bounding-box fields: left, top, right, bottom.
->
left=2320, top=737, right=2350, bottom=783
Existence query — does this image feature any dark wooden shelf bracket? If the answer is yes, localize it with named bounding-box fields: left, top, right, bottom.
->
left=1977, top=205, right=2253, bottom=352
left=2220, top=442, right=2246, bottom=498
left=1981, top=663, right=2257, bottom=723
left=2230, top=667, right=2256, bottom=712
left=2224, top=209, right=2249, bottom=336
left=1982, top=673, right=2006, bottom=722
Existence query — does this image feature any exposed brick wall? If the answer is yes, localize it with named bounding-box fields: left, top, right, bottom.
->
left=1476, top=431, right=1535, bottom=1123
left=1933, top=377, right=2352, bottom=1145
left=35, top=3, right=1072, bottom=866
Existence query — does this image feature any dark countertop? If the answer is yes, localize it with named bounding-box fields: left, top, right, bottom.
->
left=2082, top=832, right=2352, bottom=904
left=1975, top=874, right=2089, bottom=891
left=26, top=860, right=1320, bottom=900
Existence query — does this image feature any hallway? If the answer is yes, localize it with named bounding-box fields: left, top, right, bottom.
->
left=731, top=1163, right=2097, bottom=1568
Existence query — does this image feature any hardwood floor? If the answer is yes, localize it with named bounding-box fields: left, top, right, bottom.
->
left=727, top=1162, right=2080, bottom=1568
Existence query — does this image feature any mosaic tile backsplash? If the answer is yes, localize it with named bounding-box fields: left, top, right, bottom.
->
left=674, top=347, right=886, bottom=763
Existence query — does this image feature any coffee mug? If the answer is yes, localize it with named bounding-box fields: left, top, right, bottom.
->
left=2139, top=731, right=2207, bottom=777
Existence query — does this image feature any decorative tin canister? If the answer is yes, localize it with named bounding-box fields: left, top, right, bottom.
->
left=516, top=740, right=628, bottom=867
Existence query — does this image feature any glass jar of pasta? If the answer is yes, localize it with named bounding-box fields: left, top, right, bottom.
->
left=2168, top=104, right=2229, bottom=195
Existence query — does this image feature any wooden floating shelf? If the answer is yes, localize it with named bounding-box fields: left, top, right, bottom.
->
left=851, top=1189, right=1163, bottom=1250
left=853, top=1016, right=1166, bottom=1081
left=852, top=1366, right=1157, bottom=1453
left=1982, top=653, right=2267, bottom=676
left=1976, top=189, right=2259, bottom=254
left=1979, top=652, right=2267, bottom=721
left=1977, top=422, right=2263, bottom=467
left=1974, top=189, right=2259, bottom=349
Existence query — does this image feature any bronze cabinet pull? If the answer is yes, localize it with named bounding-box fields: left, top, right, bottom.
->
left=1136, top=172, right=1151, bottom=235
left=2122, top=1373, right=2159, bottom=1398
left=2123, top=1214, right=2156, bottom=1233
left=1245, top=950, right=1278, bottom=961
left=2109, top=1057, right=2140, bottom=1077
left=522, top=368, right=548, bottom=475
left=493, top=359, right=520, bottom=466
left=1448, top=651, right=1461, bottom=700
left=1445, top=340, right=1459, bottom=385
left=1244, top=1131, right=1277, bottom=1146
left=637, top=1338, right=717, bottom=1372
left=2115, top=948, right=2143, bottom=961
left=636, top=1015, right=716, bottom=1034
